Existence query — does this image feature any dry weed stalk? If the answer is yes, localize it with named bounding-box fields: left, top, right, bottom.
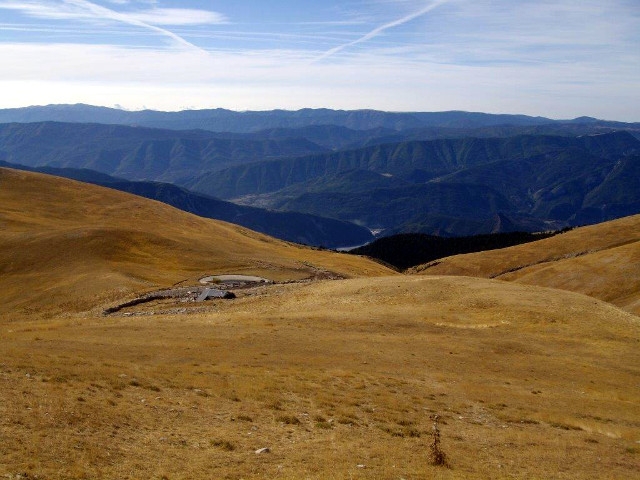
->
left=429, top=414, right=449, bottom=468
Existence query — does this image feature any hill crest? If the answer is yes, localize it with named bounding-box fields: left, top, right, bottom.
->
left=410, top=214, right=640, bottom=314
left=0, top=167, right=393, bottom=316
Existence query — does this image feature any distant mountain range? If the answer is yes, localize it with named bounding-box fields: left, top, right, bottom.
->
left=0, top=161, right=372, bottom=249
left=1, top=104, right=638, bottom=133
left=1, top=105, right=638, bottom=239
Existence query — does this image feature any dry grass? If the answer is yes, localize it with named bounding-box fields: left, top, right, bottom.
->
left=1, top=276, right=639, bottom=479
left=409, top=215, right=640, bottom=314
left=0, top=168, right=394, bottom=318
left=1, top=169, right=639, bottom=478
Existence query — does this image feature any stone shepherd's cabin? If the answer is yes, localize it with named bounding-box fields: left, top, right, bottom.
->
left=196, top=288, right=236, bottom=302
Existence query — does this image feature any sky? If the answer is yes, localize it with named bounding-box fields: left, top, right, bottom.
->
left=0, top=0, right=638, bottom=120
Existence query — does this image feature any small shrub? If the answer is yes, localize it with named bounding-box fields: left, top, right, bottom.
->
left=267, top=400, right=284, bottom=411
left=519, top=418, right=540, bottom=425
left=397, top=419, right=415, bottom=426
left=337, top=417, right=357, bottom=426
left=210, top=439, right=235, bottom=451
left=550, top=422, right=582, bottom=431
left=378, top=424, right=406, bottom=437
left=277, top=415, right=301, bottom=425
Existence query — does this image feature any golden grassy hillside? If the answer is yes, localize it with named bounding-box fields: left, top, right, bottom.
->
left=410, top=215, right=640, bottom=314
left=1, top=168, right=638, bottom=479
left=1, top=276, right=638, bottom=479
left=0, top=168, right=393, bottom=317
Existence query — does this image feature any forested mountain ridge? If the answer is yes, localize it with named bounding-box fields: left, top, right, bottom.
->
left=202, top=131, right=639, bottom=236
left=2, top=115, right=638, bottom=238
left=0, top=122, right=328, bottom=183
left=186, top=131, right=639, bottom=198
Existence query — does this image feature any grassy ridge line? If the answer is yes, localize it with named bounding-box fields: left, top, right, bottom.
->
left=0, top=159, right=374, bottom=249
left=351, top=230, right=566, bottom=270
left=0, top=167, right=395, bottom=317
left=410, top=214, right=640, bottom=314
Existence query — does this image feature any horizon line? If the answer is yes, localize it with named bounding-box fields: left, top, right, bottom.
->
left=0, top=102, right=630, bottom=123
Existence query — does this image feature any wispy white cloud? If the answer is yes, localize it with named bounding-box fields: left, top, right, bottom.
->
left=65, top=0, right=206, bottom=50
left=0, top=0, right=225, bottom=50
left=314, top=0, right=451, bottom=62
left=0, top=41, right=637, bottom=120
left=105, top=0, right=158, bottom=4
left=0, top=0, right=637, bottom=120
left=295, top=20, right=368, bottom=26
left=124, top=8, right=227, bottom=26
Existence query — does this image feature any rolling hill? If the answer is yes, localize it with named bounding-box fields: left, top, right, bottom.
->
left=1, top=268, right=638, bottom=478
left=351, top=230, right=564, bottom=270
left=1, top=167, right=639, bottom=479
left=0, top=161, right=373, bottom=248
left=0, top=167, right=392, bottom=316
left=410, top=214, right=640, bottom=314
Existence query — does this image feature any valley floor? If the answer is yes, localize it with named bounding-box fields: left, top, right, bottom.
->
left=1, top=276, right=639, bottom=479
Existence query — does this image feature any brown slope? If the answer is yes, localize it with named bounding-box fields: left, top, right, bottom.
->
left=0, top=167, right=394, bottom=316
left=409, top=215, right=640, bottom=314
left=1, top=275, right=639, bottom=478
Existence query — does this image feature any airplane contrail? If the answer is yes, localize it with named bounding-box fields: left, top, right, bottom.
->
left=313, top=0, right=451, bottom=63
left=64, top=0, right=206, bottom=52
